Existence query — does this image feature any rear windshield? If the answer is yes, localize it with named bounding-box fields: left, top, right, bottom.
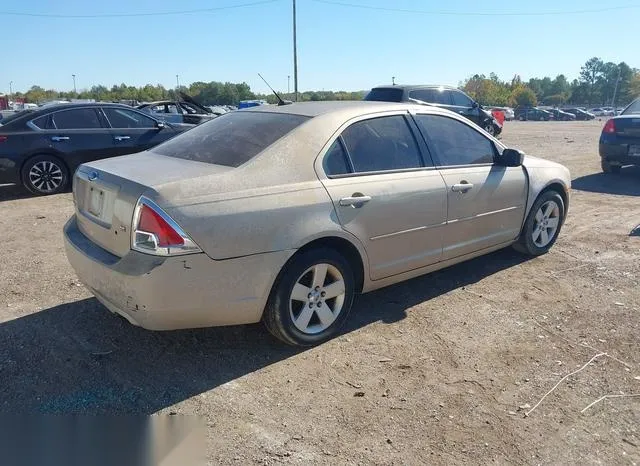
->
left=364, top=88, right=404, bottom=102
left=622, top=99, right=640, bottom=115
left=151, top=111, right=310, bottom=167
left=0, top=109, right=36, bottom=126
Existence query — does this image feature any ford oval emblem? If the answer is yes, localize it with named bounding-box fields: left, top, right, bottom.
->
left=88, top=171, right=99, bottom=181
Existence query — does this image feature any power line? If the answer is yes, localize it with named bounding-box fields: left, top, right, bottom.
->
left=311, top=0, right=640, bottom=17
left=0, top=0, right=281, bottom=18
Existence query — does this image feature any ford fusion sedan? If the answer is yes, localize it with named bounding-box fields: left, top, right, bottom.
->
left=0, top=103, right=184, bottom=194
left=599, top=98, right=640, bottom=173
left=64, top=101, right=570, bottom=346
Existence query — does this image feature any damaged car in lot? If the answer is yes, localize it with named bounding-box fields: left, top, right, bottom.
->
left=137, top=92, right=220, bottom=126
left=64, top=101, right=570, bottom=346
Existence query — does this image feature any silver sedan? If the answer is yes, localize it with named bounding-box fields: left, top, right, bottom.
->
left=64, top=101, right=570, bottom=346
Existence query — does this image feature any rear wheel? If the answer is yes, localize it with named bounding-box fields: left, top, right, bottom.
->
left=514, top=190, right=565, bottom=256
left=263, top=248, right=355, bottom=346
left=21, top=154, right=69, bottom=195
left=601, top=160, right=621, bottom=174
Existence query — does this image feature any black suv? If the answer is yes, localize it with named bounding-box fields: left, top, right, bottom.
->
left=364, top=85, right=502, bottom=136
left=514, top=106, right=552, bottom=121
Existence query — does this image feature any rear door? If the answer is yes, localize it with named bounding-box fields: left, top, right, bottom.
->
left=40, top=107, right=113, bottom=169
left=317, top=113, right=448, bottom=280
left=414, top=113, right=527, bottom=260
left=101, top=107, right=176, bottom=157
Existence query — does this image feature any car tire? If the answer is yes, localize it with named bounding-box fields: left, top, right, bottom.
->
left=601, top=160, right=621, bottom=174
left=21, top=154, right=70, bottom=195
left=263, top=247, right=355, bottom=346
left=514, top=190, right=565, bottom=257
left=483, top=122, right=495, bottom=136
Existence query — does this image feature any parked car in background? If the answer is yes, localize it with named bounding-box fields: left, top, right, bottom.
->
left=602, top=107, right=615, bottom=116
left=63, top=101, right=570, bottom=346
left=564, top=108, right=596, bottom=120
left=364, top=85, right=502, bottom=136
left=599, top=97, right=640, bottom=173
left=0, top=103, right=186, bottom=194
left=589, top=108, right=606, bottom=116
left=515, top=106, right=552, bottom=121
left=547, top=108, right=576, bottom=121
left=137, top=92, right=217, bottom=126
left=491, top=107, right=515, bottom=121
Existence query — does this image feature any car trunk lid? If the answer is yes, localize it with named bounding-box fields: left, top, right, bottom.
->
left=73, top=152, right=231, bottom=258
left=612, top=116, right=640, bottom=137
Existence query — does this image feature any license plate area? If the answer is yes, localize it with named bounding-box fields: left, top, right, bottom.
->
left=629, top=145, right=640, bottom=157
left=88, top=187, right=104, bottom=217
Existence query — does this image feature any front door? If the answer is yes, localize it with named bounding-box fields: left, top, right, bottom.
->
left=318, top=114, right=448, bottom=280
left=413, top=113, right=528, bottom=260
left=101, top=107, right=174, bottom=157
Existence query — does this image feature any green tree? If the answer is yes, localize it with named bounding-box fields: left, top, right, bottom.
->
left=510, top=86, right=537, bottom=107
left=579, top=57, right=604, bottom=104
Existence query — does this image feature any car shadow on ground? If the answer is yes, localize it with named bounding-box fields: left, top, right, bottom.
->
left=572, top=166, right=640, bottom=196
left=0, top=248, right=528, bottom=414
left=0, top=183, right=33, bottom=202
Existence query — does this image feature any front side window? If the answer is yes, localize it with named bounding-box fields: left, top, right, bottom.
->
left=341, top=115, right=423, bottom=173
left=451, top=91, right=474, bottom=107
left=52, top=108, right=102, bottom=129
left=415, top=114, right=495, bottom=166
left=152, top=111, right=309, bottom=167
left=103, top=108, right=156, bottom=128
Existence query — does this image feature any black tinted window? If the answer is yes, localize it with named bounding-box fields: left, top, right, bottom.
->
left=622, top=99, right=640, bottom=115
left=451, top=91, right=474, bottom=107
left=323, top=139, right=350, bottom=176
left=416, top=115, right=495, bottom=166
left=104, top=108, right=156, bottom=128
left=52, top=108, right=102, bottom=129
left=31, top=115, right=54, bottom=129
left=341, top=116, right=423, bottom=173
left=409, top=89, right=435, bottom=103
left=364, top=88, right=404, bottom=102
left=152, top=111, right=309, bottom=167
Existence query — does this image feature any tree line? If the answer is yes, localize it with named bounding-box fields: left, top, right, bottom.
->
left=9, top=56, right=639, bottom=108
left=462, top=57, right=640, bottom=108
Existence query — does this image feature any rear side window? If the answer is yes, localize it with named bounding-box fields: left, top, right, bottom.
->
left=415, top=114, right=495, bottom=166
left=103, top=108, right=156, bottom=128
left=451, top=91, right=474, bottom=107
left=341, top=115, right=423, bottom=173
left=151, top=111, right=310, bottom=167
left=409, top=88, right=450, bottom=105
left=323, top=139, right=351, bottom=176
left=364, top=88, right=404, bottom=102
left=31, top=115, right=54, bottom=129
left=52, top=108, right=102, bottom=129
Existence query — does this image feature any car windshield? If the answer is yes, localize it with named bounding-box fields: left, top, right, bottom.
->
left=622, top=99, right=640, bottom=115
left=364, top=88, right=404, bottom=102
left=151, top=111, right=310, bottom=167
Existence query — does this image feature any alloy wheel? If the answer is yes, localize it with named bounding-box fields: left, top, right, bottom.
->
left=532, top=200, right=560, bottom=247
left=289, top=263, right=346, bottom=335
left=28, top=160, right=64, bottom=193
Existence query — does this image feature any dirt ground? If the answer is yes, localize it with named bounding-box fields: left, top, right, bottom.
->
left=0, top=120, right=639, bottom=465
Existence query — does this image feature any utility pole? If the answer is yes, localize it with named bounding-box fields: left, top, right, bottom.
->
left=176, top=74, right=180, bottom=90
left=72, top=74, right=77, bottom=94
left=293, top=0, right=298, bottom=101
left=392, top=76, right=396, bottom=85
left=611, top=66, right=622, bottom=114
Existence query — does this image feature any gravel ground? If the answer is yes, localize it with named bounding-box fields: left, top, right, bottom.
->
left=0, top=120, right=639, bottom=465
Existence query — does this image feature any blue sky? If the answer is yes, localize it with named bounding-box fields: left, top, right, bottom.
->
left=2, top=0, right=639, bottom=94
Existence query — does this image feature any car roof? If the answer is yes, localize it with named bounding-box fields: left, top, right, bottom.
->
left=371, top=84, right=457, bottom=91
left=241, top=100, right=431, bottom=118
left=0, top=102, right=137, bottom=127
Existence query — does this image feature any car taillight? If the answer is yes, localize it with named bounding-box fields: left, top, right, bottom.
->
left=602, top=119, right=616, bottom=134
left=132, top=196, right=201, bottom=256
left=0, top=136, right=7, bottom=143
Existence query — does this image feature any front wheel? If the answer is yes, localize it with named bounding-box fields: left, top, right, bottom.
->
left=21, top=154, right=69, bottom=195
left=263, top=248, right=355, bottom=346
left=514, top=190, right=565, bottom=256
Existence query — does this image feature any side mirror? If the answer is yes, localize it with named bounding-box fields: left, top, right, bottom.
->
left=155, top=121, right=165, bottom=130
left=497, top=148, right=524, bottom=167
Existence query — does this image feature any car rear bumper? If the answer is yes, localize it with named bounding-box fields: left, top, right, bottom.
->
left=0, top=157, right=20, bottom=184
left=599, top=141, right=640, bottom=165
left=63, top=215, right=294, bottom=330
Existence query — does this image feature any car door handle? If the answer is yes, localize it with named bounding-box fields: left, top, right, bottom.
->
left=339, top=195, right=372, bottom=207
left=51, top=136, right=70, bottom=142
left=114, top=136, right=131, bottom=141
left=451, top=182, right=474, bottom=192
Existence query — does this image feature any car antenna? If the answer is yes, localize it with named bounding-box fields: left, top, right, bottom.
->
left=258, top=73, right=292, bottom=106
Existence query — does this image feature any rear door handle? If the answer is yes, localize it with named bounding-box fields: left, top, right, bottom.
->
left=451, top=182, right=474, bottom=192
left=114, top=135, right=131, bottom=141
left=339, top=195, right=372, bottom=207
left=51, top=136, right=70, bottom=142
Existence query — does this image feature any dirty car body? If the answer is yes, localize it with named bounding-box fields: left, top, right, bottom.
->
left=64, top=101, right=571, bottom=345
